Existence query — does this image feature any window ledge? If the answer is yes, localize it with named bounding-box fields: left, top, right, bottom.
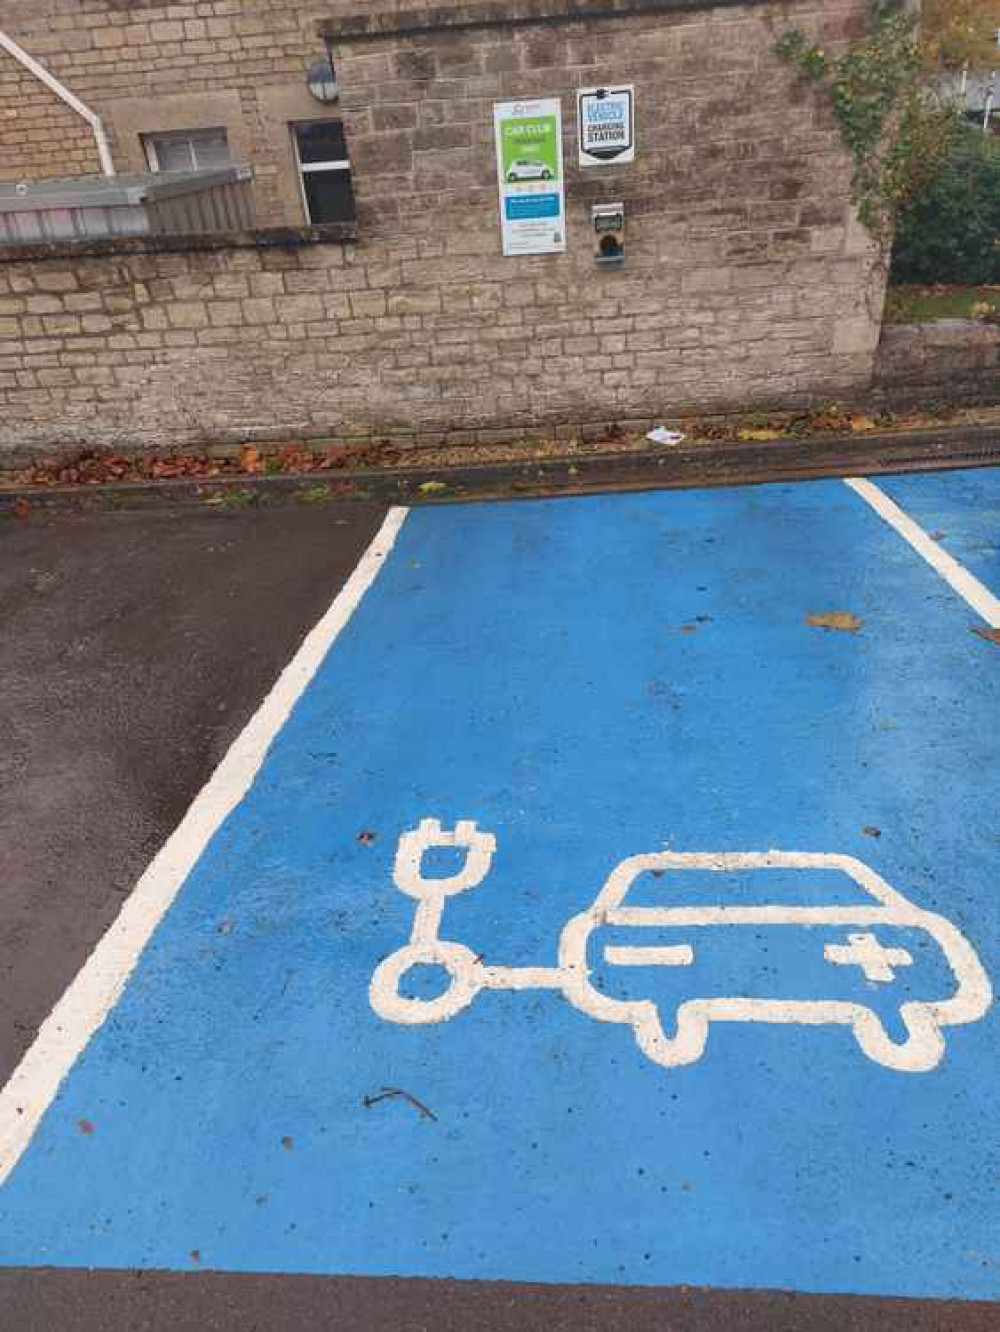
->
left=0, top=222, right=357, bottom=265
left=321, top=0, right=773, bottom=43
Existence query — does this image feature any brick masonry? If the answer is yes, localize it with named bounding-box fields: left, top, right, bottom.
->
left=0, top=0, right=890, bottom=459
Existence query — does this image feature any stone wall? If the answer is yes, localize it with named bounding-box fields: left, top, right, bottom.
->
left=0, top=0, right=888, bottom=459
left=0, top=52, right=101, bottom=183
left=0, top=0, right=363, bottom=224
left=875, top=321, right=1000, bottom=403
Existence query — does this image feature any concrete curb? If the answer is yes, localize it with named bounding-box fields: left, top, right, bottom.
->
left=2, top=421, right=1000, bottom=514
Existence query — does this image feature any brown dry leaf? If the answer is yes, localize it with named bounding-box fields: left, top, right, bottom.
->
left=318, top=447, right=350, bottom=470
left=807, top=611, right=863, bottom=633
left=971, top=626, right=1000, bottom=646
left=809, top=409, right=848, bottom=432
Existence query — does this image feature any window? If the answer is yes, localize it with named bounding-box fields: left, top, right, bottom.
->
left=143, top=129, right=232, bottom=173
left=293, top=121, right=356, bottom=225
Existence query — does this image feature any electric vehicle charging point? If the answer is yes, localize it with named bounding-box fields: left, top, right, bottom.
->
left=593, top=202, right=626, bottom=265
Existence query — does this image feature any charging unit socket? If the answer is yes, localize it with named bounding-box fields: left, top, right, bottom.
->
left=593, top=202, right=625, bottom=265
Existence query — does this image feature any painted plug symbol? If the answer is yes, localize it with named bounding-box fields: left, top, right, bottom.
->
left=370, top=819, right=497, bottom=1024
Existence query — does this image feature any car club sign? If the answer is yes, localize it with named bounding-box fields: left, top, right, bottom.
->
left=494, top=97, right=566, bottom=257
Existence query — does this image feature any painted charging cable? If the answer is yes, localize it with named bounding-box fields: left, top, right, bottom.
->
left=369, top=819, right=563, bottom=1024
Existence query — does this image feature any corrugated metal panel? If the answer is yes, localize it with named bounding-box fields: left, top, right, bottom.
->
left=0, top=168, right=254, bottom=245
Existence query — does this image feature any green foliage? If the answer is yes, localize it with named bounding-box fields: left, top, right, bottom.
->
left=885, top=284, right=1000, bottom=322
left=775, top=2, right=958, bottom=239
left=891, top=128, right=1000, bottom=285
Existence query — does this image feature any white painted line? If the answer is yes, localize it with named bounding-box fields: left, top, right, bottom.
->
left=845, top=477, right=1000, bottom=628
left=604, top=945, right=694, bottom=968
left=0, top=506, right=409, bottom=1186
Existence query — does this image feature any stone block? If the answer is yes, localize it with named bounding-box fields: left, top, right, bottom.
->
left=167, top=303, right=209, bottom=330
left=833, top=315, right=880, bottom=357
left=278, top=295, right=326, bottom=324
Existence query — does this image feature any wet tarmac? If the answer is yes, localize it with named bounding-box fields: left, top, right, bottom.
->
left=0, top=503, right=388, bottom=1085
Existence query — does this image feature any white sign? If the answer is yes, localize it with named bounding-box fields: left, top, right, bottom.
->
left=578, top=85, right=635, bottom=166
left=494, top=98, right=566, bottom=257
left=370, top=821, right=993, bottom=1073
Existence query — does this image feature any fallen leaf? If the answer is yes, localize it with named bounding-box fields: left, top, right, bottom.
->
left=419, top=480, right=448, bottom=494
left=971, top=626, right=1000, bottom=646
left=737, top=427, right=784, bottom=442
left=807, top=611, right=863, bottom=633
left=319, top=447, right=350, bottom=470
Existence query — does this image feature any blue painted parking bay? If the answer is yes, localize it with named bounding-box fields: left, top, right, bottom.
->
left=1, top=470, right=999, bottom=1299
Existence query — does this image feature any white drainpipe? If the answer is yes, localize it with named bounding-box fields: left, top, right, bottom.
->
left=0, top=29, right=115, bottom=176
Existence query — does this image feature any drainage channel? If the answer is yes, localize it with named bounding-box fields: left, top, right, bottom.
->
left=2, top=426, right=1000, bottom=512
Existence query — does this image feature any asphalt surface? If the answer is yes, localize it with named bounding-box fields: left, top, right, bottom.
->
left=4, top=1271, right=999, bottom=1332
left=0, top=503, right=389, bottom=1086
left=0, top=495, right=996, bottom=1331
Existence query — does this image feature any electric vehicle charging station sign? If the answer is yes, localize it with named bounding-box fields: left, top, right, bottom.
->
left=578, top=85, right=635, bottom=166
left=494, top=97, right=566, bottom=257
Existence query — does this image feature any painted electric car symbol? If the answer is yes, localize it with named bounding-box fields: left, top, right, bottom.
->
left=369, top=820, right=993, bottom=1073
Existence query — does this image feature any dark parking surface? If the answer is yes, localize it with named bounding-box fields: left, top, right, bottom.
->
left=0, top=502, right=387, bottom=1086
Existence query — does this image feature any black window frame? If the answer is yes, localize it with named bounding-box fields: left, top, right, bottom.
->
left=292, top=120, right=356, bottom=226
